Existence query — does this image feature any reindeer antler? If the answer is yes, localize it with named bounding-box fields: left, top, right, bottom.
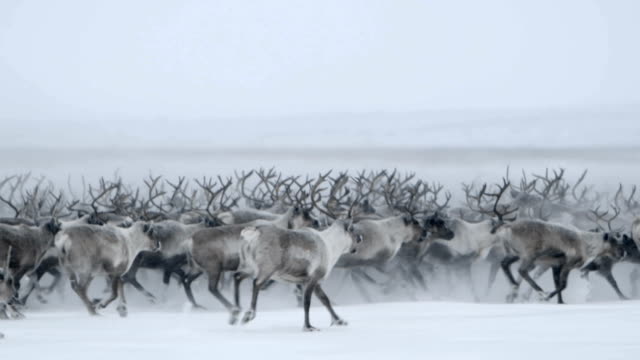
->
left=310, top=171, right=340, bottom=219
left=476, top=179, right=518, bottom=223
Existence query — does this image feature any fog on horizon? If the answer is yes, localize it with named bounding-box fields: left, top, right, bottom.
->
left=1, top=1, right=639, bottom=148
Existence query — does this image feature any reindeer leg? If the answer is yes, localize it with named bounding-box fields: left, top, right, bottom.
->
left=460, top=262, right=479, bottom=302
left=294, top=284, right=304, bottom=307
left=123, top=275, right=156, bottom=303
left=631, top=267, right=640, bottom=298
left=522, top=265, right=550, bottom=300
left=162, top=269, right=172, bottom=285
left=206, top=269, right=240, bottom=325
left=233, top=272, right=249, bottom=308
left=314, top=284, right=346, bottom=326
left=5, top=303, right=24, bottom=319
left=544, top=264, right=564, bottom=303
left=485, top=260, right=500, bottom=296
left=17, top=275, right=38, bottom=306
left=116, top=277, right=128, bottom=317
left=183, top=272, right=205, bottom=309
left=599, top=267, right=628, bottom=300
left=546, top=266, right=569, bottom=304
left=303, top=280, right=319, bottom=332
left=70, top=274, right=97, bottom=316
left=546, top=258, right=579, bottom=304
left=42, top=267, right=63, bottom=295
left=98, top=276, right=119, bottom=309
left=122, top=259, right=156, bottom=303
left=501, top=256, right=520, bottom=302
left=242, top=273, right=272, bottom=325
left=518, top=257, right=547, bottom=299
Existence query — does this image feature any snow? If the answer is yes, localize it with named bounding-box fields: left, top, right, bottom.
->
left=2, top=301, right=639, bottom=359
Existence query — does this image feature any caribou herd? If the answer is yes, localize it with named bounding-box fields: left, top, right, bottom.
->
left=1, top=168, right=640, bottom=332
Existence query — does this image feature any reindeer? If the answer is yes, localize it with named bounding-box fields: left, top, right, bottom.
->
left=328, top=177, right=455, bottom=300
left=479, top=180, right=627, bottom=304
left=0, top=218, right=62, bottom=305
left=520, top=206, right=635, bottom=301
left=410, top=182, right=511, bottom=300
left=122, top=217, right=216, bottom=305
left=188, top=177, right=319, bottom=320
left=238, top=218, right=362, bottom=331
left=498, top=219, right=627, bottom=304
left=628, top=217, right=640, bottom=297
left=55, top=221, right=159, bottom=316
left=1, top=247, right=23, bottom=320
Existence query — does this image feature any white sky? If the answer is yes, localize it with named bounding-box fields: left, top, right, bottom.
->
left=0, top=1, right=638, bottom=147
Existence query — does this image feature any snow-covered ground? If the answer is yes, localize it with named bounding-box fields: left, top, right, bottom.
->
left=2, top=301, right=639, bottom=359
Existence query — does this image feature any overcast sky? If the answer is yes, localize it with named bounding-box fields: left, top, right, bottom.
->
left=0, top=1, right=639, bottom=148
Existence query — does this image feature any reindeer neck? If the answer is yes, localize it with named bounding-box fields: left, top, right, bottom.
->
left=319, top=223, right=351, bottom=269
left=37, top=225, right=57, bottom=250
left=580, top=231, right=607, bottom=258
left=120, top=224, right=149, bottom=269
left=381, top=216, right=417, bottom=242
left=184, top=222, right=205, bottom=236
left=272, top=207, right=294, bottom=228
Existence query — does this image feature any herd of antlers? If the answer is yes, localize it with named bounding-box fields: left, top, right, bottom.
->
left=0, top=168, right=638, bottom=229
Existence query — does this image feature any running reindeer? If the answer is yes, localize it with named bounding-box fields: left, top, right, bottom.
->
left=188, top=175, right=320, bottom=321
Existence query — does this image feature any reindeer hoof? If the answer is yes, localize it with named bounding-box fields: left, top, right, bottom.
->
left=229, top=308, right=241, bottom=325
left=539, top=292, right=552, bottom=301
left=506, top=293, right=518, bottom=303
left=241, top=310, right=255, bottom=324
left=145, top=293, right=157, bottom=303
left=303, top=326, right=320, bottom=332
left=12, top=311, right=26, bottom=320
left=331, top=318, right=348, bottom=326
left=0, top=332, right=4, bottom=339
left=117, top=305, right=128, bottom=318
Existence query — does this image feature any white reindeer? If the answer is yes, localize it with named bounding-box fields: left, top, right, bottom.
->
left=238, top=219, right=363, bottom=331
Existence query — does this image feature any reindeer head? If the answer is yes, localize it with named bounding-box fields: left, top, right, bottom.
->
left=602, top=232, right=638, bottom=261
left=44, top=217, right=62, bottom=236
left=141, top=222, right=162, bottom=252
left=87, top=212, right=105, bottom=225
left=422, top=212, right=454, bottom=241
left=401, top=215, right=424, bottom=242
left=289, top=205, right=320, bottom=229
left=339, top=219, right=363, bottom=254
left=204, top=216, right=225, bottom=228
